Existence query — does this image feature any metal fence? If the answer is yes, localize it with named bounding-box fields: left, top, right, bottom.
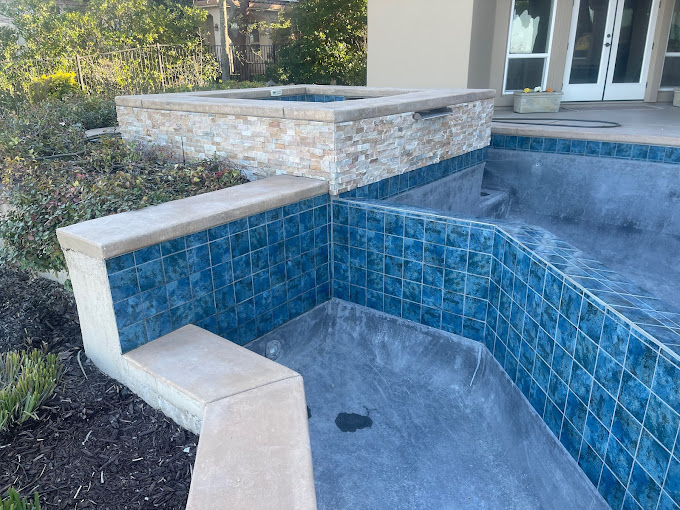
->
left=206, top=44, right=278, bottom=82
left=0, top=44, right=278, bottom=95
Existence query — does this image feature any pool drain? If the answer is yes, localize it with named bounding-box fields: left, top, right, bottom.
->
left=265, top=340, right=281, bottom=360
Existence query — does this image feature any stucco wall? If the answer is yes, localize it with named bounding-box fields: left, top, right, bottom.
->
left=367, top=0, right=475, bottom=89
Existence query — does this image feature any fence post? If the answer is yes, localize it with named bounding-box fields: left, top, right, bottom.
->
left=156, top=43, right=166, bottom=90
left=75, top=54, right=85, bottom=91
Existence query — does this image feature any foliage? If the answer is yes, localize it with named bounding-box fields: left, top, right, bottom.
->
left=0, top=0, right=216, bottom=94
left=0, top=349, right=61, bottom=432
left=0, top=489, right=40, bottom=510
left=266, top=0, right=367, bottom=86
left=28, top=71, right=80, bottom=103
left=1, top=136, right=246, bottom=273
left=0, top=95, right=117, bottom=159
left=0, top=0, right=209, bottom=61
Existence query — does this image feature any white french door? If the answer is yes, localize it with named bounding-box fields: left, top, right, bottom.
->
left=562, top=0, right=660, bottom=101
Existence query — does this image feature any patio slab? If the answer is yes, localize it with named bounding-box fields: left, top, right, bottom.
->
left=493, top=102, right=680, bottom=146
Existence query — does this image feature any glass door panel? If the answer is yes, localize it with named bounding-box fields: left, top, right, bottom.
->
left=611, top=0, right=653, bottom=83
left=562, top=0, right=618, bottom=101
left=569, top=0, right=612, bottom=84
left=603, top=0, right=658, bottom=100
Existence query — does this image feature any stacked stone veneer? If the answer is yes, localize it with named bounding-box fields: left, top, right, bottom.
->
left=116, top=98, right=493, bottom=195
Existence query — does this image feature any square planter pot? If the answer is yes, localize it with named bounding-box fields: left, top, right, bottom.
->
left=513, top=91, right=564, bottom=114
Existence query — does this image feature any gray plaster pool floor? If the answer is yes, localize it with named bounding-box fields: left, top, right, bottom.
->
left=247, top=300, right=608, bottom=510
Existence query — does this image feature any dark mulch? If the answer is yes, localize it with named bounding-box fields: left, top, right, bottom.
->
left=0, top=267, right=197, bottom=509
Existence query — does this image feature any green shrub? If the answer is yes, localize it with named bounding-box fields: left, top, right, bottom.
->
left=0, top=95, right=116, bottom=159
left=1, top=489, right=40, bottom=510
left=1, top=139, right=247, bottom=273
left=0, top=350, right=61, bottom=432
left=28, top=71, right=80, bottom=103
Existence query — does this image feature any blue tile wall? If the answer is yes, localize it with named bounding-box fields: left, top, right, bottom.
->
left=106, top=194, right=331, bottom=352
left=491, top=134, right=680, bottom=165
left=332, top=197, right=680, bottom=510
left=339, top=147, right=487, bottom=200
left=260, top=94, right=346, bottom=102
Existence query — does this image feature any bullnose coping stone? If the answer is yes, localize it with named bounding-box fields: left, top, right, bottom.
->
left=56, top=175, right=328, bottom=260
left=115, top=85, right=496, bottom=123
left=122, top=325, right=317, bottom=510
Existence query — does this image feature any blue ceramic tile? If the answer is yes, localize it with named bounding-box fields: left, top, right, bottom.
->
left=137, top=259, right=165, bottom=292
left=145, top=311, right=172, bottom=342
left=163, top=251, right=189, bottom=282
left=109, top=268, right=139, bottom=302
left=606, top=433, right=634, bottom=485
left=599, top=465, right=626, bottom=509
left=193, top=292, right=216, bottom=322
left=114, top=294, right=143, bottom=329
left=160, top=237, right=186, bottom=256
left=625, top=334, right=658, bottom=388
left=616, top=143, right=633, bottom=159
left=594, top=349, right=623, bottom=397
left=599, top=142, right=616, bottom=157
left=579, top=299, right=605, bottom=342
left=170, top=301, right=194, bottom=329
left=631, top=144, right=649, bottom=160
left=665, top=457, right=680, bottom=506
left=644, top=393, right=680, bottom=451
left=601, top=313, right=631, bottom=364
left=543, top=137, right=557, bottom=152
left=589, top=381, right=616, bottom=428
left=191, top=268, right=214, bottom=299
left=209, top=237, right=231, bottom=266
left=569, top=361, right=593, bottom=405
left=618, top=371, right=649, bottom=423
left=665, top=146, right=680, bottom=164
left=187, top=244, right=210, bottom=274
left=653, top=356, right=680, bottom=414
left=578, top=441, right=603, bottom=486
left=636, top=428, right=670, bottom=485
left=134, top=245, right=161, bottom=265
left=611, top=404, right=642, bottom=455
left=628, top=461, right=661, bottom=509
left=585, top=141, right=602, bottom=156
left=565, top=389, right=588, bottom=431
left=648, top=145, right=666, bottom=162
left=141, top=286, right=168, bottom=317
left=574, top=331, right=598, bottom=375
left=583, top=411, right=608, bottom=458
left=106, top=253, right=135, bottom=274
left=556, top=138, right=572, bottom=154
left=571, top=139, right=586, bottom=155
left=530, top=137, right=544, bottom=151
left=560, top=418, right=583, bottom=461
left=119, top=322, right=147, bottom=353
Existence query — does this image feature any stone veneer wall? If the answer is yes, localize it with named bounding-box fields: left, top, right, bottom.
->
left=116, top=98, right=493, bottom=195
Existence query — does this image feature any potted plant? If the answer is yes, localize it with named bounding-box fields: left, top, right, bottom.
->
left=513, top=87, right=563, bottom=114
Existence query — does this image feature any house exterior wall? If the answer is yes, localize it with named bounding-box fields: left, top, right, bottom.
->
left=367, top=0, right=475, bottom=89
left=368, top=0, right=677, bottom=104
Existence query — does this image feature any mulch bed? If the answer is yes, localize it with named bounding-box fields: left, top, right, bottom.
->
left=0, top=267, right=197, bottom=509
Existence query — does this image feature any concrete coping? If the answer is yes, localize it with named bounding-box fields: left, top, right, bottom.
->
left=122, top=325, right=317, bottom=509
left=56, top=175, right=328, bottom=260
left=491, top=122, right=680, bottom=148
left=115, top=85, right=496, bottom=123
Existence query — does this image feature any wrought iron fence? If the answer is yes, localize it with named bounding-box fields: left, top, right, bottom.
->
left=0, top=43, right=277, bottom=95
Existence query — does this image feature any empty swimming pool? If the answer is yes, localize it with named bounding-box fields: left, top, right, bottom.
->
left=247, top=300, right=608, bottom=509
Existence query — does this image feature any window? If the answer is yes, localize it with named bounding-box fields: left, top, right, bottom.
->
left=661, top=0, right=680, bottom=88
left=503, top=0, right=557, bottom=93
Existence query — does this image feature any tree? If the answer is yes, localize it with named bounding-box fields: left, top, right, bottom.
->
left=267, top=0, right=366, bottom=86
left=0, top=0, right=209, bottom=61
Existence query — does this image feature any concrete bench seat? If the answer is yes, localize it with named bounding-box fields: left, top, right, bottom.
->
left=121, top=325, right=317, bottom=510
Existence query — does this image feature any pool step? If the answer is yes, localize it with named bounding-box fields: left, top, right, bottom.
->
left=479, top=188, right=510, bottom=219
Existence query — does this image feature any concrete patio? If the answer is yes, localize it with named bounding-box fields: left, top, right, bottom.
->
left=493, top=102, right=680, bottom=146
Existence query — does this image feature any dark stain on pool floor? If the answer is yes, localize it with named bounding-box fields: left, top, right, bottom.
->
left=335, top=412, right=373, bottom=432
